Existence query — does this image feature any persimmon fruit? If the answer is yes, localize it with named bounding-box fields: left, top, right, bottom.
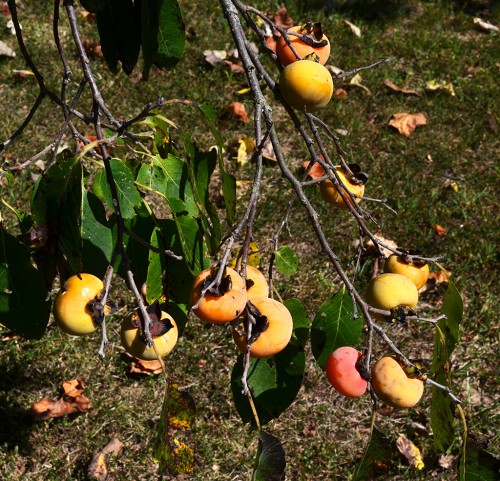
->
left=53, top=273, right=104, bottom=336
left=276, top=23, right=330, bottom=66
left=244, top=265, right=269, bottom=300
left=371, top=356, right=424, bottom=408
left=121, top=310, right=178, bottom=361
left=325, top=347, right=368, bottom=398
left=190, top=267, right=248, bottom=323
left=232, top=297, right=293, bottom=358
left=366, top=273, right=419, bottom=316
left=384, top=254, right=430, bottom=290
left=320, top=166, right=366, bottom=208
left=279, top=59, right=333, bottom=111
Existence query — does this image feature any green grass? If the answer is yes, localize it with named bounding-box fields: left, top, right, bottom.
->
left=1, top=0, right=499, bottom=479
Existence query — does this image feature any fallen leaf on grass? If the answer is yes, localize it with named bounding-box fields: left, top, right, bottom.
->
left=129, top=358, right=164, bottom=375
left=29, top=395, right=92, bottom=421
left=203, top=49, right=227, bottom=67
left=88, top=438, right=124, bottom=481
left=229, top=101, right=248, bottom=123
left=273, top=6, right=293, bottom=30
left=344, top=20, right=361, bottom=37
left=426, top=80, right=456, bottom=96
left=473, top=17, right=499, bottom=33
left=389, top=112, right=427, bottom=137
left=428, top=270, right=450, bottom=284
left=438, top=453, right=457, bottom=470
left=224, top=60, right=245, bottom=74
left=62, top=378, right=85, bottom=397
left=349, top=73, right=371, bottom=95
left=236, top=137, right=255, bottom=166
left=334, top=88, right=348, bottom=99
left=0, top=40, right=15, bottom=58
left=435, top=224, right=447, bottom=236
left=364, top=233, right=399, bottom=258
left=396, top=434, right=425, bottom=470
left=82, top=39, right=103, bottom=59
left=12, top=69, right=34, bottom=79
left=1, top=2, right=10, bottom=16
left=384, top=79, right=421, bottom=97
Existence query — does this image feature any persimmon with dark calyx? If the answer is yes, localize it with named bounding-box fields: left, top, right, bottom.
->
left=384, top=254, right=430, bottom=290
left=325, top=347, right=368, bottom=398
left=244, top=265, right=269, bottom=300
left=320, top=164, right=366, bottom=209
left=121, top=307, right=178, bottom=361
left=279, top=59, right=333, bottom=111
left=366, top=273, right=419, bottom=321
left=276, top=23, right=330, bottom=66
left=54, top=273, right=104, bottom=336
left=371, top=356, right=424, bottom=408
left=232, top=297, right=293, bottom=358
left=190, top=266, right=248, bottom=323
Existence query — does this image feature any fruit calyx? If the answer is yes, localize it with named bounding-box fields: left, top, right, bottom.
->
left=341, top=163, right=368, bottom=186
left=200, top=266, right=233, bottom=297
left=355, top=354, right=371, bottom=382
left=296, top=22, right=328, bottom=48
left=393, top=355, right=428, bottom=381
left=233, top=300, right=269, bottom=345
left=389, top=305, right=417, bottom=324
left=398, top=249, right=428, bottom=269
left=130, top=301, right=174, bottom=344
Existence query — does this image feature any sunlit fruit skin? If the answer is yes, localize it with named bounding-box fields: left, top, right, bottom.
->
left=279, top=60, right=333, bottom=111
left=232, top=297, right=293, bottom=358
left=366, top=273, right=419, bottom=312
left=276, top=25, right=330, bottom=66
left=54, top=273, right=103, bottom=336
left=190, top=267, right=248, bottom=323
left=325, top=347, right=368, bottom=398
left=383, top=255, right=430, bottom=290
left=371, top=356, right=424, bottom=408
left=244, top=266, right=269, bottom=300
left=121, top=311, right=178, bottom=361
left=319, top=167, right=365, bottom=208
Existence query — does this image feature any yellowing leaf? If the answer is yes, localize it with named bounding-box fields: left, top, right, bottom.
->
left=426, top=80, right=456, bottom=96
left=384, top=79, right=421, bottom=97
left=350, top=73, right=371, bottom=95
left=236, top=87, right=251, bottom=95
left=396, top=434, right=425, bottom=470
left=389, top=112, right=427, bottom=137
left=247, top=241, right=261, bottom=267
left=450, top=181, right=459, bottom=192
left=236, top=137, right=255, bottom=166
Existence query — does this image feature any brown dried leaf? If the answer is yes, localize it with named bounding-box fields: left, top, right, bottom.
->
left=82, top=39, right=103, bottom=59
left=102, top=438, right=124, bottom=456
left=344, top=20, right=361, bottom=37
left=365, top=233, right=399, bottom=258
left=435, top=223, right=447, bottom=236
left=303, top=160, right=326, bottom=180
left=384, top=79, right=421, bottom=97
left=396, top=434, right=425, bottom=470
left=229, top=101, right=249, bottom=123
left=389, top=112, right=427, bottom=137
left=273, top=6, right=293, bottom=30
left=203, top=49, right=227, bottom=67
left=224, top=60, right=245, bottom=74
left=1, top=2, right=10, bottom=16
left=88, top=452, right=107, bottom=481
left=334, top=88, right=348, bottom=99
left=62, top=378, right=85, bottom=398
left=428, top=270, right=450, bottom=284
left=265, top=35, right=277, bottom=53
left=29, top=395, right=92, bottom=421
left=438, top=454, right=457, bottom=470
left=473, top=17, right=499, bottom=33
left=130, top=358, right=164, bottom=375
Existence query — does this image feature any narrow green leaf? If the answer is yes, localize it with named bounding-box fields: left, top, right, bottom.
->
left=141, top=0, right=185, bottom=80
left=231, top=339, right=306, bottom=427
left=252, top=430, right=286, bottom=481
left=431, top=279, right=463, bottom=452
left=98, top=159, right=142, bottom=219
left=146, top=228, right=165, bottom=304
left=0, top=228, right=51, bottom=339
left=274, top=246, right=299, bottom=275
left=352, top=427, right=394, bottom=481
left=311, top=286, right=364, bottom=370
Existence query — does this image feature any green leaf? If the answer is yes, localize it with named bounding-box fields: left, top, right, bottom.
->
left=146, top=228, right=165, bottom=304
left=141, top=0, right=185, bottom=80
left=460, top=437, right=500, bottom=481
left=352, top=427, right=393, bottom=481
left=154, top=381, right=196, bottom=476
left=81, top=191, right=116, bottom=278
left=173, top=214, right=210, bottom=274
left=0, top=228, right=51, bottom=339
left=274, top=246, right=299, bottom=275
left=311, top=286, right=364, bottom=370
left=283, top=298, right=310, bottom=350
left=0, top=200, right=32, bottom=234
left=431, top=279, right=463, bottom=452
left=98, top=159, right=142, bottom=219
left=31, top=156, right=84, bottom=274
left=231, top=339, right=306, bottom=427
left=252, top=430, right=286, bottom=481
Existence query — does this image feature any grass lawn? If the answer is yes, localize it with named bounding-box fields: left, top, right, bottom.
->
left=0, top=0, right=498, bottom=479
